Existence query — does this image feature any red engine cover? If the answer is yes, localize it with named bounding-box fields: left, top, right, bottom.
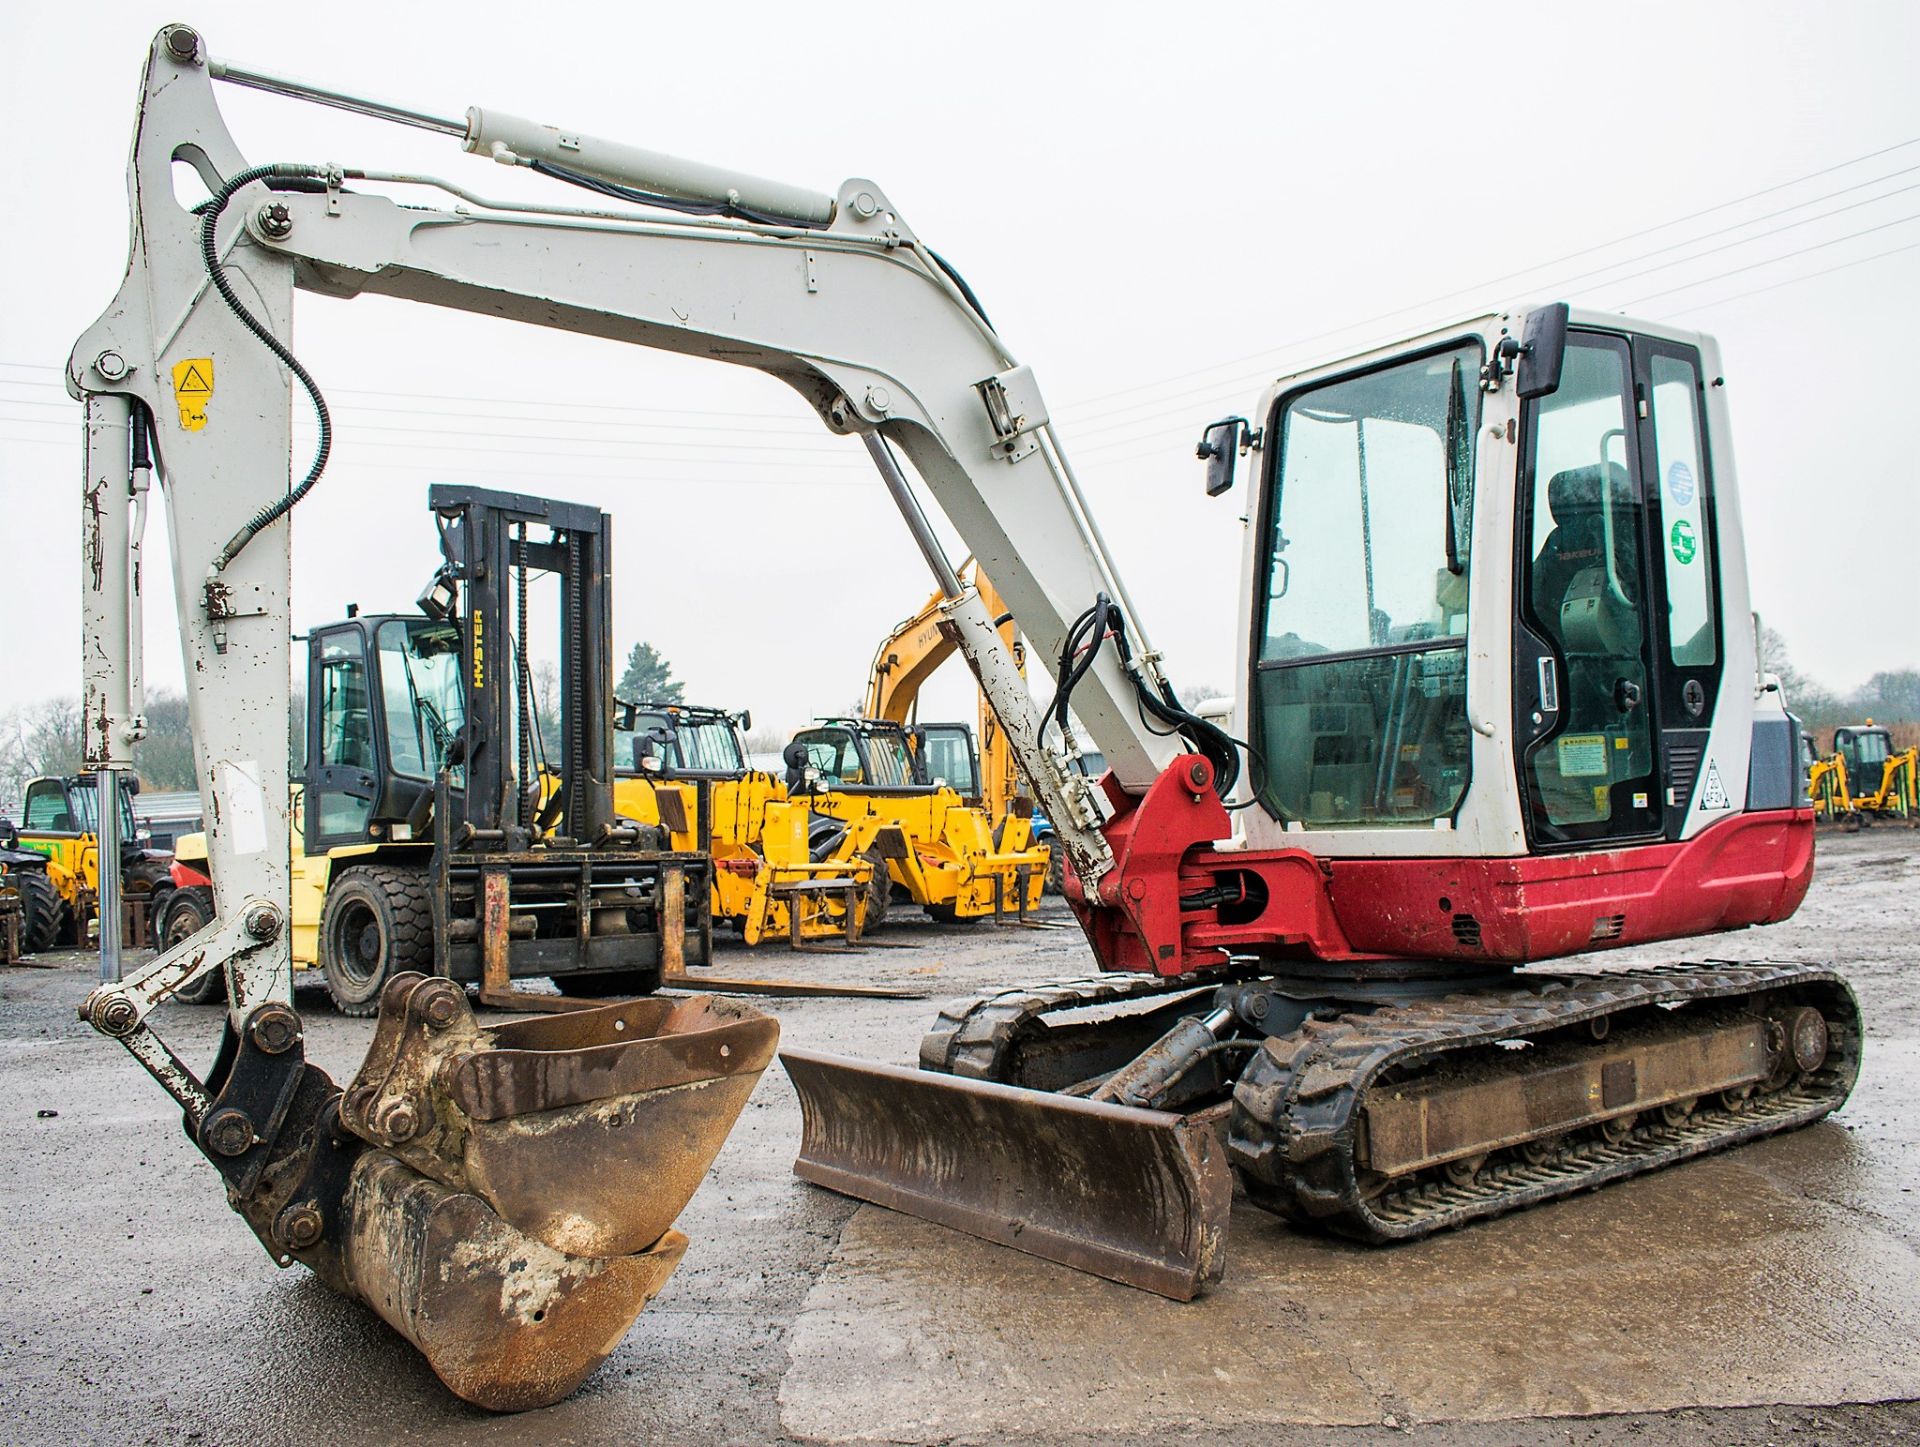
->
left=1071, top=758, right=1816, bottom=976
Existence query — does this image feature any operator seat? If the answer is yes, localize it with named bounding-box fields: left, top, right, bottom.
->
left=1528, top=461, right=1649, bottom=822
left=1530, top=462, right=1637, bottom=634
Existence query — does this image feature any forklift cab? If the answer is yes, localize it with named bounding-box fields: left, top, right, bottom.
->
left=913, top=723, right=982, bottom=801
left=304, top=613, right=466, bottom=852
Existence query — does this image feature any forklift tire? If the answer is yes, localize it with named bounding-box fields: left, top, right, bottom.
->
left=156, top=886, right=223, bottom=1005
left=14, top=869, right=63, bottom=955
left=560, top=968, right=663, bottom=999
left=1044, top=840, right=1066, bottom=896
left=320, top=865, right=434, bottom=1017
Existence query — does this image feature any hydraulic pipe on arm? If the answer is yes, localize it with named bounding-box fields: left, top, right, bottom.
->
left=133, top=45, right=1212, bottom=902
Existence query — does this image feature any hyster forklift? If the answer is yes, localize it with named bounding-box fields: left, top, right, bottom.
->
left=168, top=485, right=716, bottom=1009
left=76, top=26, right=1858, bottom=1410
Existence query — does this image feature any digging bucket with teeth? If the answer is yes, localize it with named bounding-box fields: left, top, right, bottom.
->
left=197, top=973, right=777, bottom=1411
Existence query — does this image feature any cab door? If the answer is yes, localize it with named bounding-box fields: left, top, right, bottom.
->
left=305, top=625, right=380, bottom=851
left=918, top=724, right=982, bottom=801
left=1633, top=340, right=1724, bottom=836
left=1512, top=329, right=1723, bottom=850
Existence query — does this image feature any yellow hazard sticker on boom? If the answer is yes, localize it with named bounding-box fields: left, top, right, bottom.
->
left=171, top=358, right=213, bottom=430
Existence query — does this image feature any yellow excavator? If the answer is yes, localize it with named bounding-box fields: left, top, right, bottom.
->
left=612, top=701, right=880, bottom=946
left=1824, top=723, right=1918, bottom=826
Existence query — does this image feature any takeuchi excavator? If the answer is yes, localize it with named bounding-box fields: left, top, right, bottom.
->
left=74, top=25, right=1858, bottom=1407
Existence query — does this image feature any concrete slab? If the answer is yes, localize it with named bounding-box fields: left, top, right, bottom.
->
left=781, top=1039, right=1920, bottom=1439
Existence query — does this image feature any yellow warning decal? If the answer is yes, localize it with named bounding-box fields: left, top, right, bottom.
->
left=171, top=358, right=213, bottom=431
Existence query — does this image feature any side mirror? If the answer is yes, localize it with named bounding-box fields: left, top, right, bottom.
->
left=1197, top=417, right=1248, bottom=497
left=735, top=708, right=752, bottom=733
left=1516, top=303, right=1569, bottom=400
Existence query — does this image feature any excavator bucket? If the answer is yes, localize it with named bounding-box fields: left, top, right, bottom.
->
left=212, top=975, right=777, bottom=1411
left=780, top=1049, right=1230, bottom=1299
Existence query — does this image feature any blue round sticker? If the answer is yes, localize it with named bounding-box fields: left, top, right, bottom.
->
left=1667, top=460, right=1696, bottom=507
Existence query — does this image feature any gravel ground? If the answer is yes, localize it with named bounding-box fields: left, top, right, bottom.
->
left=0, top=827, right=1913, bottom=1445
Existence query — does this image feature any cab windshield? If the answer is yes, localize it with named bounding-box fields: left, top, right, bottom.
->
left=674, top=719, right=745, bottom=774
left=1252, top=341, right=1480, bottom=827
left=31, top=780, right=136, bottom=838
left=794, top=726, right=915, bottom=788
left=619, top=710, right=745, bottom=775
left=377, top=619, right=467, bottom=782
left=863, top=729, right=916, bottom=788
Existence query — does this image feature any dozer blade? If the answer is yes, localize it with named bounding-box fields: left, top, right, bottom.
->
left=781, top=1048, right=1229, bottom=1300
left=202, top=975, right=777, bottom=1411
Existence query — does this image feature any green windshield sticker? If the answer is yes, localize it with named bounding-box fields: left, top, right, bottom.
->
left=1670, top=518, right=1697, bottom=565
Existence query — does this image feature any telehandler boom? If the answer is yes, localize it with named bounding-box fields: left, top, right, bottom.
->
left=74, top=26, right=1857, bottom=1397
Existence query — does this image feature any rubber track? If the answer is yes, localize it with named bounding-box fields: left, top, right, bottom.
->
left=1229, top=961, right=1861, bottom=1242
left=919, top=970, right=1231, bottom=1077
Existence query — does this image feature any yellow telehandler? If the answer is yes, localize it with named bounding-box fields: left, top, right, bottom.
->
left=14, top=773, right=175, bottom=945
left=612, top=701, right=879, bottom=946
left=785, top=716, right=1048, bottom=923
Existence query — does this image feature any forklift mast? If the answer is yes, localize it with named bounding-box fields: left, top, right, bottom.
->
left=430, top=485, right=617, bottom=848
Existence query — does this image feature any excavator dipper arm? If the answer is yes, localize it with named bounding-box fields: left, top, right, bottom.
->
left=67, top=24, right=1219, bottom=1395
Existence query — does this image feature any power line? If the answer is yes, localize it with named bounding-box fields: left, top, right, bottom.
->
left=1653, top=237, right=1920, bottom=320
left=1060, top=187, right=1920, bottom=455
left=1045, top=132, right=1920, bottom=419
left=1619, top=208, right=1920, bottom=307
left=12, top=130, right=1919, bottom=459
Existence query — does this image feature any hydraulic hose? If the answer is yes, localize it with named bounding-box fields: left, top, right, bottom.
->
left=197, top=163, right=333, bottom=571
left=1048, top=594, right=1242, bottom=799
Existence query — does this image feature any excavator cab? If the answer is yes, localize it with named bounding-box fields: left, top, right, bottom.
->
left=915, top=722, right=982, bottom=800
left=1833, top=725, right=1893, bottom=792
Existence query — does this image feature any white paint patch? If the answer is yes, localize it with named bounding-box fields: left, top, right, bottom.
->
left=218, top=759, right=268, bottom=855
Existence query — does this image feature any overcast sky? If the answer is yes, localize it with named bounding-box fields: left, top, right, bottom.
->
left=3, top=1, right=1915, bottom=740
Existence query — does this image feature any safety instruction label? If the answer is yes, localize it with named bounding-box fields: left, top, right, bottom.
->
left=1558, top=733, right=1609, bottom=777
left=1670, top=518, right=1697, bottom=565
left=172, top=358, right=213, bottom=431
